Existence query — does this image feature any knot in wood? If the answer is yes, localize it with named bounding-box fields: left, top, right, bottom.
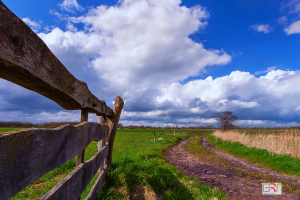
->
left=12, top=36, right=19, bottom=46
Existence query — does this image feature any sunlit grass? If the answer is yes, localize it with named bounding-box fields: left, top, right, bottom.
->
left=6, top=128, right=228, bottom=199
left=98, top=129, right=227, bottom=199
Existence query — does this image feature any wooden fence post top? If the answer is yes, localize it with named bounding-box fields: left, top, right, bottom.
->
left=106, top=96, right=124, bottom=169
left=114, top=96, right=124, bottom=108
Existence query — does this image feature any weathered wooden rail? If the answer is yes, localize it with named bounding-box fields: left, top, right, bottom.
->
left=0, top=1, right=124, bottom=199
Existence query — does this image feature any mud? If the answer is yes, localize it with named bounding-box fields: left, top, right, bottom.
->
left=165, top=136, right=300, bottom=200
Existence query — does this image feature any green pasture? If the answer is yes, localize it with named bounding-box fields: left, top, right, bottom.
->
left=4, top=126, right=300, bottom=199
left=6, top=128, right=227, bottom=200
left=0, top=127, right=25, bottom=134
left=0, top=127, right=53, bottom=135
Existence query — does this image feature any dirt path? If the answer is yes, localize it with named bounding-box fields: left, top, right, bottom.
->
left=165, top=136, right=300, bottom=200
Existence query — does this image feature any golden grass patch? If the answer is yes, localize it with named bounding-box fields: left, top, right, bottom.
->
left=54, top=174, right=65, bottom=180
left=115, top=184, right=130, bottom=200
left=213, top=130, right=300, bottom=158
left=143, top=186, right=159, bottom=200
left=30, top=181, right=51, bottom=189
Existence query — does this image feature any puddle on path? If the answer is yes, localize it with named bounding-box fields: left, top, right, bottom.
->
left=181, top=136, right=194, bottom=143
left=202, top=137, right=213, bottom=147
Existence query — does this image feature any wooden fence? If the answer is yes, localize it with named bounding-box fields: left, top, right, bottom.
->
left=0, top=1, right=124, bottom=199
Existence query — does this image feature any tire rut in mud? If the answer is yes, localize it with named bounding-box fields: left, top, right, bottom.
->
left=165, top=136, right=300, bottom=200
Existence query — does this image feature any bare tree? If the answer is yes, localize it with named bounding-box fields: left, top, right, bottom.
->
left=212, top=111, right=237, bottom=131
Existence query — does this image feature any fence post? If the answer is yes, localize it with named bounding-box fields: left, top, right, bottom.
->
left=76, top=108, right=88, bottom=167
left=166, top=129, right=169, bottom=140
left=75, top=108, right=88, bottom=200
left=174, top=130, right=175, bottom=136
left=98, top=116, right=106, bottom=172
left=106, top=96, right=124, bottom=170
left=181, top=130, right=182, bottom=135
left=153, top=132, right=156, bottom=144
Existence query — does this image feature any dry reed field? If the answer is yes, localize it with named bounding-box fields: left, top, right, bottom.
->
left=212, top=130, right=300, bottom=159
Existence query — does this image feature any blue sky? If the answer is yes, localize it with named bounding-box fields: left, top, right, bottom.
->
left=1, top=0, right=300, bottom=127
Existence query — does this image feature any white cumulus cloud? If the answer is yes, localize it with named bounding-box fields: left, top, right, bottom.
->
left=284, top=20, right=300, bottom=34
left=39, top=0, right=231, bottom=92
left=22, top=18, right=42, bottom=32
left=157, top=70, right=300, bottom=123
left=251, top=24, right=272, bottom=34
left=255, top=66, right=276, bottom=76
left=59, top=0, right=84, bottom=13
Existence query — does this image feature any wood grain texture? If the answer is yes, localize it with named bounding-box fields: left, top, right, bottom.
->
left=98, top=116, right=106, bottom=172
left=76, top=109, right=89, bottom=167
left=106, top=96, right=124, bottom=169
left=0, top=122, right=108, bottom=200
left=0, top=1, right=112, bottom=116
left=41, top=143, right=109, bottom=200
left=85, top=165, right=108, bottom=200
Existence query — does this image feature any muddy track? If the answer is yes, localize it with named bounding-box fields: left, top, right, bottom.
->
left=165, top=136, right=300, bottom=200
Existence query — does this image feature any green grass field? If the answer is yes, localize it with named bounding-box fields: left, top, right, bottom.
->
left=0, top=127, right=53, bottom=135
left=208, top=135, right=300, bottom=176
left=4, top=128, right=227, bottom=200
left=0, top=127, right=25, bottom=134
left=98, top=129, right=227, bottom=200
left=4, top=127, right=300, bottom=199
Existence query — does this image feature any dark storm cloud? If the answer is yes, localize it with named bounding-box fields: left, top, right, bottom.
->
left=124, top=88, right=174, bottom=112
left=188, top=97, right=210, bottom=109
left=227, top=94, right=240, bottom=100
left=2, top=93, right=63, bottom=113
left=157, top=100, right=174, bottom=110
left=0, top=79, right=64, bottom=114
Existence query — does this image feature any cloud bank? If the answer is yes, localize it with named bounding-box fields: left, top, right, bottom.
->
left=1, top=0, right=300, bottom=128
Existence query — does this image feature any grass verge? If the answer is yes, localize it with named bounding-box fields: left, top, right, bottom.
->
left=98, top=129, right=227, bottom=200
left=208, top=135, right=300, bottom=176
left=213, top=130, right=300, bottom=159
left=0, top=127, right=53, bottom=135
left=187, top=131, right=300, bottom=195
left=0, top=127, right=25, bottom=134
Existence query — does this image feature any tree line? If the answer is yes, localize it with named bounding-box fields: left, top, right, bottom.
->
left=211, top=111, right=300, bottom=131
left=0, top=121, right=79, bottom=128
